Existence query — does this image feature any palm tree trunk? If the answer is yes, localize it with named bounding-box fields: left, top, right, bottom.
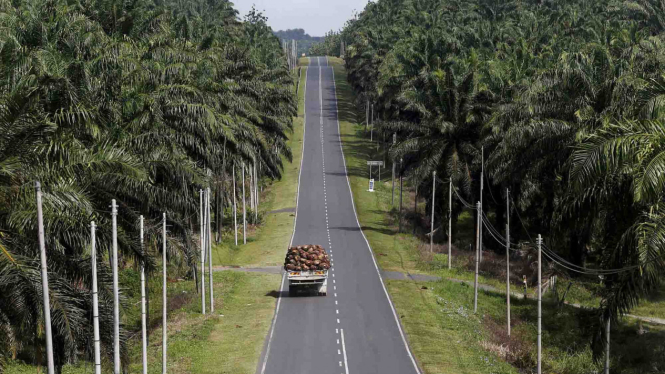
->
left=413, top=185, right=418, bottom=235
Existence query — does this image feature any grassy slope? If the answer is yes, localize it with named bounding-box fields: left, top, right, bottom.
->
left=329, top=56, right=665, bottom=374
left=211, top=66, right=307, bottom=267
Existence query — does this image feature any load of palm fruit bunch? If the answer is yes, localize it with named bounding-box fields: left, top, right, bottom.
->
left=284, top=244, right=331, bottom=271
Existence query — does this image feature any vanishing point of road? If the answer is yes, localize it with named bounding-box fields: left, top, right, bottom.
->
left=257, top=57, right=421, bottom=374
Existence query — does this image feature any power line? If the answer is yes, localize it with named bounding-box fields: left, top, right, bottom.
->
left=510, top=195, right=534, bottom=242
left=442, top=177, right=646, bottom=275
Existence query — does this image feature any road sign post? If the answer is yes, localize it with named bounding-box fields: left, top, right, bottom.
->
left=367, top=161, right=383, bottom=192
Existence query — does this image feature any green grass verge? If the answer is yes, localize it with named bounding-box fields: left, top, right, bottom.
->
left=211, top=66, right=307, bottom=267
left=127, top=271, right=279, bottom=374
left=5, top=270, right=280, bottom=374
left=329, top=56, right=665, bottom=373
left=387, top=280, right=518, bottom=374
left=390, top=278, right=665, bottom=374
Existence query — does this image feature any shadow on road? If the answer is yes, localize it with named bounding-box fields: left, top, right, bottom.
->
left=265, top=290, right=288, bottom=298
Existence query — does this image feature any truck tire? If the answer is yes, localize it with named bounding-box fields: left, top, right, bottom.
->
left=289, top=288, right=296, bottom=297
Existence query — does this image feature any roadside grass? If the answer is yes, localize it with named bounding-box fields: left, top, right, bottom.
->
left=211, top=66, right=306, bottom=267
left=387, top=279, right=518, bottom=374
left=631, top=285, right=665, bottom=318
left=389, top=277, right=665, bottom=374
left=330, top=56, right=665, bottom=373
left=127, top=271, right=280, bottom=374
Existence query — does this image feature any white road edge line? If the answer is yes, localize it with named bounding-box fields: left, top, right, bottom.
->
left=259, top=59, right=310, bottom=374
left=330, top=64, right=422, bottom=374
left=341, top=329, right=350, bottom=374
left=259, top=273, right=286, bottom=374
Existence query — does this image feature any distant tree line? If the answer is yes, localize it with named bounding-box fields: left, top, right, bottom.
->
left=274, top=28, right=322, bottom=56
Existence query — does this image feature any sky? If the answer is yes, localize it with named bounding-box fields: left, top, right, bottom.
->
left=232, top=0, right=370, bottom=37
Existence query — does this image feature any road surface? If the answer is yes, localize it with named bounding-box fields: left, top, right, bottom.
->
left=258, top=57, right=420, bottom=374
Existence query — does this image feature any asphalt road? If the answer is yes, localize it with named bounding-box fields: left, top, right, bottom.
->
left=257, top=57, right=420, bottom=374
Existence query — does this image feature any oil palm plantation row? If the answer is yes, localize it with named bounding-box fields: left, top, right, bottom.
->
left=0, top=0, right=295, bottom=371
left=316, top=0, right=665, bottom=346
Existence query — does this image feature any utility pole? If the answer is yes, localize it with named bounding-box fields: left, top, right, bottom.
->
left=200, top=191, right=205, bottom=314
left=474, top=202, right=480, bottom=313
left=537, top=234, right=542, bottom=374
left=480, top=146, right=484, bottom=262
left=111, top=199, right=120, bottom=374
left=430, top=171, right=436, bottom=253
left=254, top=161, right=259, bottom=221
left=250, top=164, right=255, bottom=211
left=91, top=222, right=102, bottom=374
left=506, top=189, right=511, bottom=337
left=242, top=162, right=246, bottom=245
left=233, top=166, right=238, bottom=246
left=370, top=103, right=374, bottom=142
left=35, top=182, right=55, bottom=374
left=207, top=188, right=214, bottom=312
left=162, top=213, right=167, bottom=374
left=392, top=134, right=396, bottom=206
left=399, top=158, right=403, bottom=233
left=139, top=216, right=148, bottom=374
left=448, top=180, right=452, bottom=269
left=366, top=98, right=369, bottom=131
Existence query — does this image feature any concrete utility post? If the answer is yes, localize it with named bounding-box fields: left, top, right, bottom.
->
left=242, top=163, right=247, bottom=245
left=91, top=222, right=102, bottom=374
left=250, top=164, right=255, bottom=210
left=506, top=189, right=511, bottom=337
left=111, top=199, right=120, bottom=374
left=233, top=166, right=237, bottom=246
left=479, top=146, right=484, bottom=262
left=399, top=158, right=403, bottom=233
left=139, top=216, right=148, bottom=374
left=448, top=180, right=452, bottom=269
left=366, top=98, right=369, bottom=131
left=430, top=171, right=436, bottom=253
left=474, top=201, right=480, bottom=313
left=392, top=134, right=396, bottom=206
left=162, top=213, right=167, bottom=374
left=537, top=234, right=543, bottom=374
left=370, top=103, right=374, bottom=142
left=35, top=182, right=55, bottom=374
left=207, top=188, right=214, bottom=312
left=200, top=191, right=206, bottom=314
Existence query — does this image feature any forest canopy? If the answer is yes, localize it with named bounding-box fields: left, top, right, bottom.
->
left=0, top=0, right=294, bottom=370
left=316, top=0, right=665, bottom=344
